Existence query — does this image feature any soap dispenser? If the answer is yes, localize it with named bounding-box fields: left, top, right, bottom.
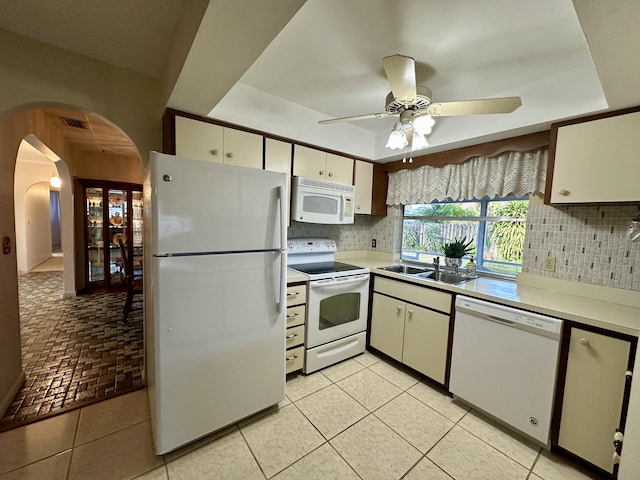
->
left=466, top=257, right=477, bottom=277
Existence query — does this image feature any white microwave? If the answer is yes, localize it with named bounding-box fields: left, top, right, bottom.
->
left=291, top=176, right=355, bottom=224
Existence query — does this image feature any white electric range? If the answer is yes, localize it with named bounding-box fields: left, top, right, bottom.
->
left=287, top=238, right=370, bottom=373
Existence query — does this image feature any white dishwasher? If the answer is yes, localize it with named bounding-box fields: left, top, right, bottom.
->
left=449, top=296, right=563, bottom=446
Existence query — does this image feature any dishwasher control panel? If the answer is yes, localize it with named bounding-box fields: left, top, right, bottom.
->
left=456, top=296, right=563, bottom=336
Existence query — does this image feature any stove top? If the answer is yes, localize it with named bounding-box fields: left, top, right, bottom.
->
left=287, top=238, right=370, bottom=280
left=289, top=261, right=365, bottom=276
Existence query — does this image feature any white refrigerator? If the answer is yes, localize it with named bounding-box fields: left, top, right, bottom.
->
left=144, top=152, right=287, bottom=454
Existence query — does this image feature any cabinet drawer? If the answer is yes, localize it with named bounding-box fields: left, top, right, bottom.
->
left=286, top=304, right=305, bottom=327
left=374, top=276, right=452, bottom=313
left=286, top=325, right=305, bottom=349
left=285, top=345, right=305, bottom=374
left=286, top=284, right=307, bottom=307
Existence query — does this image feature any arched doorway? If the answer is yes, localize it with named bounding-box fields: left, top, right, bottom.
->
left=0, top=103, right=145, bottom=431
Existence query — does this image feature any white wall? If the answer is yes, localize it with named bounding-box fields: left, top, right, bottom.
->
left=23, top=182, right=52, bottom=271
left=13, top=148, right=56, bottom=273
left=0, top=30, right=160, bottom=419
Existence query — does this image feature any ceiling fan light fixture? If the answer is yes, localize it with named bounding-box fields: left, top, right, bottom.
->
left=412, top=130, right=429, bottom=149
left=413, top=114, right=435, bottom=135
left=386, top=123, right=408, bottom=149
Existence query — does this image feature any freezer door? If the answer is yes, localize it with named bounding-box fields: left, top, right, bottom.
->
left=149, top=152, right=287, bottom=255
left=150, top=251, right=285, bottom=454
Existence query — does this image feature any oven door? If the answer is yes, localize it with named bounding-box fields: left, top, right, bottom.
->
left=306, top=274, right=369, bottom=348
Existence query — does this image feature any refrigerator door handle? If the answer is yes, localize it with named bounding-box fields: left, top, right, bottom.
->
left=277, top=184, right=287, bottom=312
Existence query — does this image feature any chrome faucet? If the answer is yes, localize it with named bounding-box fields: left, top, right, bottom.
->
left=454, top=264, right=460, bottom=275
left=433, top=257, right=440, bottom=271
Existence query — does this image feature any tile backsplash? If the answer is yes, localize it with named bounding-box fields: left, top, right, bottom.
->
left=522, top=203, right=640, bottom=291
left=287, top=206, right=402, bottom=254
left=288, top=203, right=640, bottom=292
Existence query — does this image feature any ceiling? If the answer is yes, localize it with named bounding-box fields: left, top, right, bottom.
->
left=1, top=0, right=639, bottom=163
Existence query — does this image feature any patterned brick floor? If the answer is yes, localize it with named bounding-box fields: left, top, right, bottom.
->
left=0, top=271, right=144, bottom=431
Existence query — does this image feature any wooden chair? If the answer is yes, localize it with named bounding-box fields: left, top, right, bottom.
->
left=118, top=238, right=143, bottom=322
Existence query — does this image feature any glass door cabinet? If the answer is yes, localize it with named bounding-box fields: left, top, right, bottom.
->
left=82, top=180, right=143, bottom=292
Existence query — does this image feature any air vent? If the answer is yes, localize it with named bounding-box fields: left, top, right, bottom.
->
left=60, top=117, right=87, bottom=129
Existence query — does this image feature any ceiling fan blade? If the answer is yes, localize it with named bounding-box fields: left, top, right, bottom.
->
left=318, top=112, right=392, bottom=125
left=382, top=54, right=417, bottom=104
left=427, top=97, right=522, bottom=116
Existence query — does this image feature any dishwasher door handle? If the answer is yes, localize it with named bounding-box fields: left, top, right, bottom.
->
left=487, top=314, right=515, bottom=326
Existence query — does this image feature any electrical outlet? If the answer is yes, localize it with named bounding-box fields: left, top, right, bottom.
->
left=371, top=239, right=377, bottom=249
left=542, top=256, right=556, bottom=272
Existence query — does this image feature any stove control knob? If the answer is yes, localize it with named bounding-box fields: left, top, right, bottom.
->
left=288, top=242, right=293, bottom=249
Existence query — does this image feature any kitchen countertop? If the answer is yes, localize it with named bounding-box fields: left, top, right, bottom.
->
left=328, top=252, right=640, bottom=337
left=287, top=268, right=308, bottom=283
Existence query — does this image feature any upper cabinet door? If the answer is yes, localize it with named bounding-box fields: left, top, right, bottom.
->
left=175, top=116, right=223, bottom=163
left=293, top=145, right=326, bottom=180
left=354, top=160, right=373, bottom=214
left=325, top=153, right=354, bottom=185
left=547, top=109, right=640, bottom=204
left=293, top=145, right=354, bottom=185
left=265, top=138, right=292, bottom=227
left=223, top=128, right=263, bottom=169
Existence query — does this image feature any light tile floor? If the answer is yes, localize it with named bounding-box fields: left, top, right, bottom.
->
left=0, top=352, right=607, bottom=480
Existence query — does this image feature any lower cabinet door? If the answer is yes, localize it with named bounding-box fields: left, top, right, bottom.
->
left=558, top=327, right=632, bottom=473
left=370, top=293, right=405, bottom=361
left=402, top=306, right=449, bottom=384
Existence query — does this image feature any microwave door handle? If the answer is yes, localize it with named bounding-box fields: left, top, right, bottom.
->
left=340, top=193, right=345, bottom=222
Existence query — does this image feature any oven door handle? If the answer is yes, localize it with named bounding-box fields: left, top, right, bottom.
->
left=309, top=275, right=369, bottom=288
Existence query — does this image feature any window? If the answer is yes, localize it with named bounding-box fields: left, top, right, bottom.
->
left=402, top=197, right=528, bottom=276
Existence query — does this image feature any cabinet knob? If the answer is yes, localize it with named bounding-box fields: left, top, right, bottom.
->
left=396, top=306, right=402, bottom=312
left=226, top=152, right=233, bottom=158
left=579, top=338, right=590, bottom=346
left=356, top=205, right=361, bottom=210
left=407, top=309, right=413, bottom=318
left=328, top=172, right=333, bottom=177
left=319, top=170, right=324, bottom=176
left=210, top=149, right=219, bottom=156
left=558, top=189, right=570, bottom=196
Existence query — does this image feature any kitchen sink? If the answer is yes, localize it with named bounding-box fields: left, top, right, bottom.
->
left=416, top=271, right=470, bottom=285
left=379, top=265, right=431, bottom=275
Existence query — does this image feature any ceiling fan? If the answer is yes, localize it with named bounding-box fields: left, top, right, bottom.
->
left=318, top=54, right=522, bottom=150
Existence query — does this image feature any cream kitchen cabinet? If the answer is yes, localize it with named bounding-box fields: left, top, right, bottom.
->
left=285, top=282, right=307, bottom=374
left=174, top=115, right=263, bottom=169
left=370, top=276, right=452, bottom=385
left=293, top=145, right=353, bottom=185
left=546, top=108, right=640, bottom=204
left=354, top=160, right=373, bottom=214
left=265, top=138, right=292, bottom=227
left=556, top=324, right=636, bottom=475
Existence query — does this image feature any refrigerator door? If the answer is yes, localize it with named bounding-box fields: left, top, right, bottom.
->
left=150, top=251, right=285, bottom=454
left=149, top=152, right=287, bottom=255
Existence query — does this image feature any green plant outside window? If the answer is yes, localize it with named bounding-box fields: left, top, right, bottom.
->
left=402, top=197, right=528, bottom=276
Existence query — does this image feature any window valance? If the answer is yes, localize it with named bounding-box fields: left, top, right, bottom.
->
left=386, top=147, right=548, bottom=205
